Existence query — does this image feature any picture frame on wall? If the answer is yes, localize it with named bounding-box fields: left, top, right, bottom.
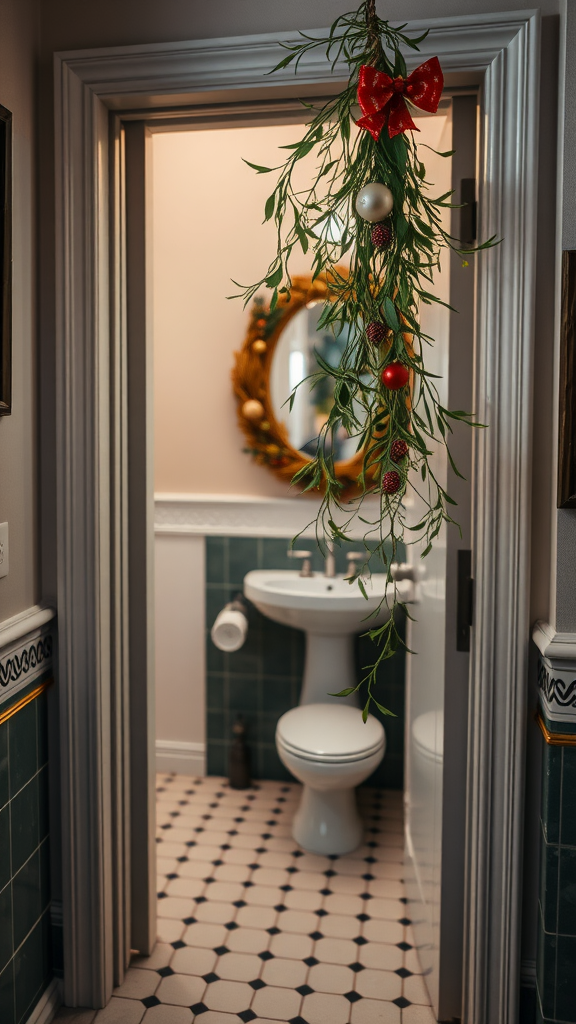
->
left=558, top=250, right=576, bottom=508
left=0, top=103, right=12, bottom=416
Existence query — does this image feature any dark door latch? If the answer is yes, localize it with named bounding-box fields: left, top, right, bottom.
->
left=457, top=549, right=474, bottom=652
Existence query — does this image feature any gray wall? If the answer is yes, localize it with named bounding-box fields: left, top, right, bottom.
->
left=0, top=0, right=40, bottom=623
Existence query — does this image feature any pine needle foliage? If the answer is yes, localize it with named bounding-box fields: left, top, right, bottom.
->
left=233, top=0, right=496, bottom=719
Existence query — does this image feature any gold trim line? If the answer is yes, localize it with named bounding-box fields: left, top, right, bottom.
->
left=536, top=709, right=576, bottom=747
left=0, top=678, right=53, bottom=727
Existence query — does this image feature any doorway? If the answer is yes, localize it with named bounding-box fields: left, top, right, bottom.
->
left=52, top=14, right=540, bottom=1020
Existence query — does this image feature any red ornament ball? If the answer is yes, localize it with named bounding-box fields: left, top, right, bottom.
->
left=367, top=320, right=387, bottom=345
left=371, top=222, right=392, bottom=250
left=382, top=470, right=402, bottom=495
left=381, top=362, right=410, bottom=390
left=390, top=439, right=409, bottom=463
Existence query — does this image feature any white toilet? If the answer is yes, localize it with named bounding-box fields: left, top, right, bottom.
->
left=276, top=702, right=386, bottom=855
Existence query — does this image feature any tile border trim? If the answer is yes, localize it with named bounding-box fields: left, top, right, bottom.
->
left=532, top=621, right=576, bottom=728
left=0, top=677, right=54, bottom=726
left=535, top=709, right=576, bottom=747
left=0, top=612, right=56, bottom=709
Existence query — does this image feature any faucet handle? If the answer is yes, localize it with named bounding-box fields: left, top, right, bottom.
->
left=287, top=549, right=314, bottom=577
left=346, top=551, right=364, bottom=574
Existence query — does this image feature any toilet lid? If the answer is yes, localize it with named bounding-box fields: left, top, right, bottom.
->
left=276, top=703, right=385, bottom=762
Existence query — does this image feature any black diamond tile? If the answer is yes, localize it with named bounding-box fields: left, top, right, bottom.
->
left=324, top=869, right=336, bottom=877
left=364, top=856, right=376, bottom=864
left=201, top=814, right=212, bottom=821
left=271, top=807, right=282, bottom=814
left=249, top=978, right=266, bottom=990
left=191, top=1003, right=208, bottom=1015
left=186, top=841, right=197, bottom=848
left=319, top=888, right=332, bottom=896
left=255, top=848, right=266, bottom=854
left=353, top=936, right=368, bottom=945
left=397, top=941, right=412, bottom=951
left=259, top=950, right=274, bottom=961
left=142, top=996, right=160, bottom=1008
left=360, top=893, right=372, bottom=900
left=286, top=866, right=298, bottom=874
left=274, top=904, right=286, bottom=913
left=171, top=940, right=186, bottom=949
left=288, top=1017, right=308, bottom=1024
left=194, top=827, right=205, bottom=834
left=167, top=873, right=178, bottom=880
left=277, top=797, right=286, bottom=803
left=281, top=786, right=291, bottom=792
left=233, top=900, right=247, bottom=908
left=243, top=881, right=254, bottom=888
left=399, top=917, right=412, bottom=926
left=356, top=913, right=370, bottom=922
left=395, top=967, right=413, bottom=978
left=214, top=945, right=229, bottom=955
left=393, top=997, right=411, bottom=1008
left=260, top=833, right=272, bottom=840
left=195, top=896, right=207, bottom=904
left=204, top=877, right=215, bottom=885
left=293, top=850, right=304, bottom=858
left=177, top=856, right=189, bottom=863
left=160, top=824, right=172, bottom=830
left=362, top=874, right=374, bottom=881
left=220, top=844, right=231, bottom=851
left=203, top=972, right=220, bottom=983
left=367, top=841, right=378, bottom=848
left=234, top=817, right=245, bottom=823
left=212, top=860, right=223, bottom=866
left=209, top=802, right=218, bottom=808
left=157, top=966, right=174, bottom=977
left=303, top=956, right=318, bottom=967
left=183, top=916, right=196, bottom=925
left=225, top=921, right=239, bottom=930
left=400, top=897, right=409, bottom=904
left=228, top=830, right=238, bottom=836
left=317, top=909, right=328, bottom=917
left=265, top=821, right=277, bottom=827
left=248, top=863, right=259, bottom=870
left=345, top=991, right=362, bottom=1003
left=157, top=892, right=168, bottom=899
left=267, top=927, right=280, bottom=935
left=349, top=962, right=365, bottom=973
left=169, top=812, right=180, bottom=818
left=238, top=1011, right=258, bottom=1023
left=309, top=931, right=323, bottom=940
left=280, top=885, right=293, bottom=893
left=296, top=984, right=314, bottom=996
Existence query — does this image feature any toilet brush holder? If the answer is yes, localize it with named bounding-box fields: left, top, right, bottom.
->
left=228, top=715, right=251, bottom=789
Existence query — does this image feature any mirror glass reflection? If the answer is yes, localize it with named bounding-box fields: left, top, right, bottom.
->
left=270, top=303, right=367, bottom=462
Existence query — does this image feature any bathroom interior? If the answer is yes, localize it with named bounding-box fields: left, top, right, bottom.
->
left=147, top=100, right=466, bottom=1024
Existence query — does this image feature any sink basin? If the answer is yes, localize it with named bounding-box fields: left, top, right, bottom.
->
left=244, top=570, right=412, bottom=707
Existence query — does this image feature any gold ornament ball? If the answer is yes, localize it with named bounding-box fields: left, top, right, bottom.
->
left=242, top=399, right=265, bottom=422
left=260, top=420, right=270, bottom=431
left=355, top=183, right=394, bottom=223
left=252, top=339, right=267, bottom=354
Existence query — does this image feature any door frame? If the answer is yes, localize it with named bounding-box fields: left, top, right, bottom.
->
left=53, top=11, right=540, bottom=1020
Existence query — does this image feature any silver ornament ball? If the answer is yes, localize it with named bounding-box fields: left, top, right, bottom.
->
left=355, top=183, right=394, bottom=223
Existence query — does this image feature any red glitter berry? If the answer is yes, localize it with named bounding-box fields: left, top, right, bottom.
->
left=381, top=362, right=410, bottom=390
left=371, top=222, right=392, bottom=250
left=382, top=470, right=402, bottom=495
left=367, top=321, right=387, bottom=345
left=390, top=439, right=409, bottom=463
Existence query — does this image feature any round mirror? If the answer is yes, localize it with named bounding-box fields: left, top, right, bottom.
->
left=232, top=275, right=379, bottom=495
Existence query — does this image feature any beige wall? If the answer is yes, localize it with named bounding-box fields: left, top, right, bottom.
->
left=0, top=0, right=40, bottom=623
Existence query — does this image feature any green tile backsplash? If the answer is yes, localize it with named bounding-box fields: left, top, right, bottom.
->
left=206, top=536, right=406, bottom=786
left=537, top=729, right=576, bottom=1024
left=0, top=687, right=53, bottom=1024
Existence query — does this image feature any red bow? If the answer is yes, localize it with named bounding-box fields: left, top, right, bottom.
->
left=356, top=57, right=444, bottom=140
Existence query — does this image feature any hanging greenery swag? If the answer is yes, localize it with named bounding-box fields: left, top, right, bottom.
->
left=232, top=0, right=496, bottom=719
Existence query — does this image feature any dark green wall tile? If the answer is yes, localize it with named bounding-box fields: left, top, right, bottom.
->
left=51, top=922, right=63, bottom=976
left=37, top=767, right=49, bottom=844
left=259, top=745, right=292, bottom=783
left=558, top=847, right=576, bottom=937
left=0, top=883, right=12, bottom=973
left=36, top=695, right=49, bottom=770
left=561, top=747, right=576, bottom=848
left=8, top=703, right=37, bottom=798
left=556, top=935, right=576, bottom=1022
left=0, top=805, right=10, bottom=892
left=206, top=639, right=226, bottom=674
left=229, top=677, right=259, bottom=714
left=12, top=850, right=41, bottom=951
left=536, top=931, right=557, bottom=1020
left=10, top=778, right=38, bottom=876
left=207, top=742, right=227, bottom=777
left=540, top=841, right=559, bottom=935
left=39, top=840, right=50, bottom=915
left=0, top=726, right=8, bottom=810
left=262, top=539, right=293, bottom=570
left=229, top=539, right=259, bottom=586
left=14, top=913, right=51, bottom=1024
left=206, top=537, right=227, bottom=584
left=0, top=961, right=15, bottom=1024
left=206, top=674, right=225, bottom=710
left=207, top=711, right=226, bottom=742
left=261, top=677, right=293, bottom=714
left=229, top=647, right=261, bottom=676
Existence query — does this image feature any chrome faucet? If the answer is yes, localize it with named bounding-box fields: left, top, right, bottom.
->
left=324, top=540, right=336, bottom=578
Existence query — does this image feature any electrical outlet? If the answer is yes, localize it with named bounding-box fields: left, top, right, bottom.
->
left=0, top=522, right=9, bottom=579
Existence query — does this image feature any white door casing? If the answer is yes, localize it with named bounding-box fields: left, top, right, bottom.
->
left=53, top=11, right=540, bottom=1019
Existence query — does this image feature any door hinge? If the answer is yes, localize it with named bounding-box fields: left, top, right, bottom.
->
left=457, top=549, right=474, bottom=652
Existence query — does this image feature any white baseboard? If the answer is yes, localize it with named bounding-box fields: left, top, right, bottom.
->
left=156, top=739, right=206, bottom=776
left=27, top=978, right=63, bottom=1024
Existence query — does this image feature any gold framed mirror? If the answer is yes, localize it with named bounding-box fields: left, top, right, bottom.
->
left=232, top=275, right=381, bottom=496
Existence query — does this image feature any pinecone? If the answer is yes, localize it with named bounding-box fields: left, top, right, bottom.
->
left=371, top=222, right=392, bottom=250
left=390, top=439, right=409, bottom=463
left=367, top=320, right=387, bottom=345
left=382, top=470, right=401, bottom=495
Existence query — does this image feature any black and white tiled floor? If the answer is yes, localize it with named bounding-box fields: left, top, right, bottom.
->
left=57, top=775, right=435, bottom=1024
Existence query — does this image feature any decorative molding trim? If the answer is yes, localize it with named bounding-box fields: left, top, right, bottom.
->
left=154, top=493, right=381, bottom=538
left=0, top=605, right=55, bottom=651
left=26, top=977, right=63, bottom=1024
left=0, top=614, right=55, bottom=708
left=536, top=710, right=576, bottom=747
left=156, top=739, right=206, bottom=776
left=54, top=10, right=541, bottom=1018
left=532, top=619, right=576, bottom=665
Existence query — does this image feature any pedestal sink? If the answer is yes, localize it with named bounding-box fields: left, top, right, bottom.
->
left=244, top=570, right=412, bottom=707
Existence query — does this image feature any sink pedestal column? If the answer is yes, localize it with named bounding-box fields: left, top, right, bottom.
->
left=299, top=633, right=359, bottom=707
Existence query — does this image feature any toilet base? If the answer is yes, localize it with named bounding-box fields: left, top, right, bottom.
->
left=292, top=784, right=363, bottom=856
